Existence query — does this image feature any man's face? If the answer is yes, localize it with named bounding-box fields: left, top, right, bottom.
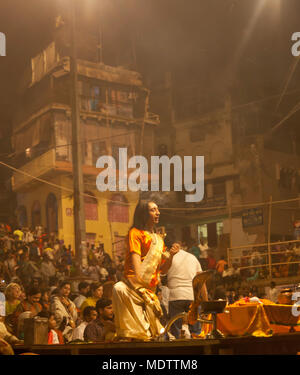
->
left=60, top=284, right=71, bottom=297
left=42, top=291, right=50, bottom=302
left=93, top=286, right=103, bottom=299
left=88, top=310, right=98, bottom=322
left=81, top=286, right=90, bottom=296
left=147, top=202, right=160, bottom=226
left=100, top=304, right=113, bottom=320
left=28, top=293, right=41, bottom=304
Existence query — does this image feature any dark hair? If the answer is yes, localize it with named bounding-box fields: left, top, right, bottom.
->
left=41, top=287, right=51, bottom=296
left=96, top=298, right=112, bottom=311
left=213, top=286, right=226, bottom=300
left=51, top=288, right=59, bottom=296
left=27, top=286, right=41, bottom=296
left=49, top=276, right=59, bottom=287
left=78, top=282, right=90, bottom=291
left=37, top=310, right=54, bottom=319
left=82, top=306, right=96, bottom=318
left=90, top=282, right=102, bottom=293
left=164, top=234, right=176, bottom=249
left=59, top=280, right=71, bottom=290
left=132, top=200, right=155, bottom=230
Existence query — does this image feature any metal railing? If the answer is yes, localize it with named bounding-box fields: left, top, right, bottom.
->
left=227, top=239, right=300, bottom=280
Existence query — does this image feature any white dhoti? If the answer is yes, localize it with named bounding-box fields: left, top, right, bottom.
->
left=112, top=280, right=163, bottom=340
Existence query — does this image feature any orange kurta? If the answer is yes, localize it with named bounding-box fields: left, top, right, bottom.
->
left=124, top=228, right=165, bottom=288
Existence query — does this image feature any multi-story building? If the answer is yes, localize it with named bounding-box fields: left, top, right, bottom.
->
left=10, top=36, right=159, bottom=260
left=151, top=73, right=300, bottom=260
left=0, top=126, right=15, bottom=224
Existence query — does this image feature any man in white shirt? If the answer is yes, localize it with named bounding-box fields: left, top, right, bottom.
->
left=72, top=306, right=97, bottom=341
left=166, top=237, right=204, bottom=339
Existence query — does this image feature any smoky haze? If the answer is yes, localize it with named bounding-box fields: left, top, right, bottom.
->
left=1, top=0, right=300, bottom=134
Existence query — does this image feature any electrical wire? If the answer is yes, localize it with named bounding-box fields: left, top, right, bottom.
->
left=1, top=158, right=300, bottom=212
left=1, top=87, right=300, bottom=160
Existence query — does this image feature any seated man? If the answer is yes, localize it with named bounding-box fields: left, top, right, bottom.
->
left=83, top=298, right=115, bottom=342
left=72, top=306, right=97, bottom=341
left=0, top=317, right=23, bottom=346
left=0, top=337, right=14, bottom=355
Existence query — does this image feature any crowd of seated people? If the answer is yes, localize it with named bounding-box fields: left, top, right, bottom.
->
left=224, top=241, right=300, bottom=283
left=1, top=224, right=300, bottom=352
left=0, top=223, right=122, bottom=350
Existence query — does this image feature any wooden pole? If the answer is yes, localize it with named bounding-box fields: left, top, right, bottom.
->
left=70, top=0, right=87, bottom=272
left=228, top=203, right=232, bottom=267
left=105, top=88, right=112, bottom=155
left=139, top=89, right=149, bottom=155
left=268, top=196, right=273, bottom=279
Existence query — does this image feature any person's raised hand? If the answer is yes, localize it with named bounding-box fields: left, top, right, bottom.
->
left=169, top=243, right=180, bottom=256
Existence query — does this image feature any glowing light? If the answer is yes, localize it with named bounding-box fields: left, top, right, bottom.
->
left=232, top=0, right=268, bottom=67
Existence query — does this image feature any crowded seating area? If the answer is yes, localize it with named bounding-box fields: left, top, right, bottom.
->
left=0, top=223, right=121, bottom=346
left=228, top=240, right=300, bottom=281
left=0, top=222, right=300, bottom=349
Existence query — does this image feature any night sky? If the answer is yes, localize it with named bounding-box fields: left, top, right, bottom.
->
left=1, top=0, right=300, bottom=137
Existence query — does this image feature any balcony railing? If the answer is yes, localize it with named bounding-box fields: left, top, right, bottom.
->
left=11, top=149, right=56, bottom=191
left=79, top=95, right=134, bottom=119
left=227, top=239, right=300, bottom=281
left=198, top=194, right=227, bottom=208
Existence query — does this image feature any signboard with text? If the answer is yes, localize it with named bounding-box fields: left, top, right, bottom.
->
left=242, top=208, right=264, bottom=228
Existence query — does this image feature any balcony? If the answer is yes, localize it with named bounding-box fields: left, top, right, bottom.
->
left=11, top=147, right=151, bottom=192
left=11, top=149, right=56, bottom=192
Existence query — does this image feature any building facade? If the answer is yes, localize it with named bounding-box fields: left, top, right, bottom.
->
left=150, top=74, right=300, bottom=260
left=11, top=39, right=159, bottom=260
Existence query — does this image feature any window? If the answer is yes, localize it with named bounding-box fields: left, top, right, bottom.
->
left=32, top=201, right=41, bottom=228
left=92, top=141, right=107, bottom=165
left=198, top=221, right=223, bottom=246
left=90, top=86, right=102, bottom=111
left=18, top=206, right=28, bottom=227
left=46, top=193, right=58, bottom=233
left=198, top=224, right=208, bottom=241
left=113, top=235, right=126, bottom=264
left=84, top=192, right=98, bottom=221
left=108, top=194, right=129, bottom=223
left=216, top=222, right=223, bottom=237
